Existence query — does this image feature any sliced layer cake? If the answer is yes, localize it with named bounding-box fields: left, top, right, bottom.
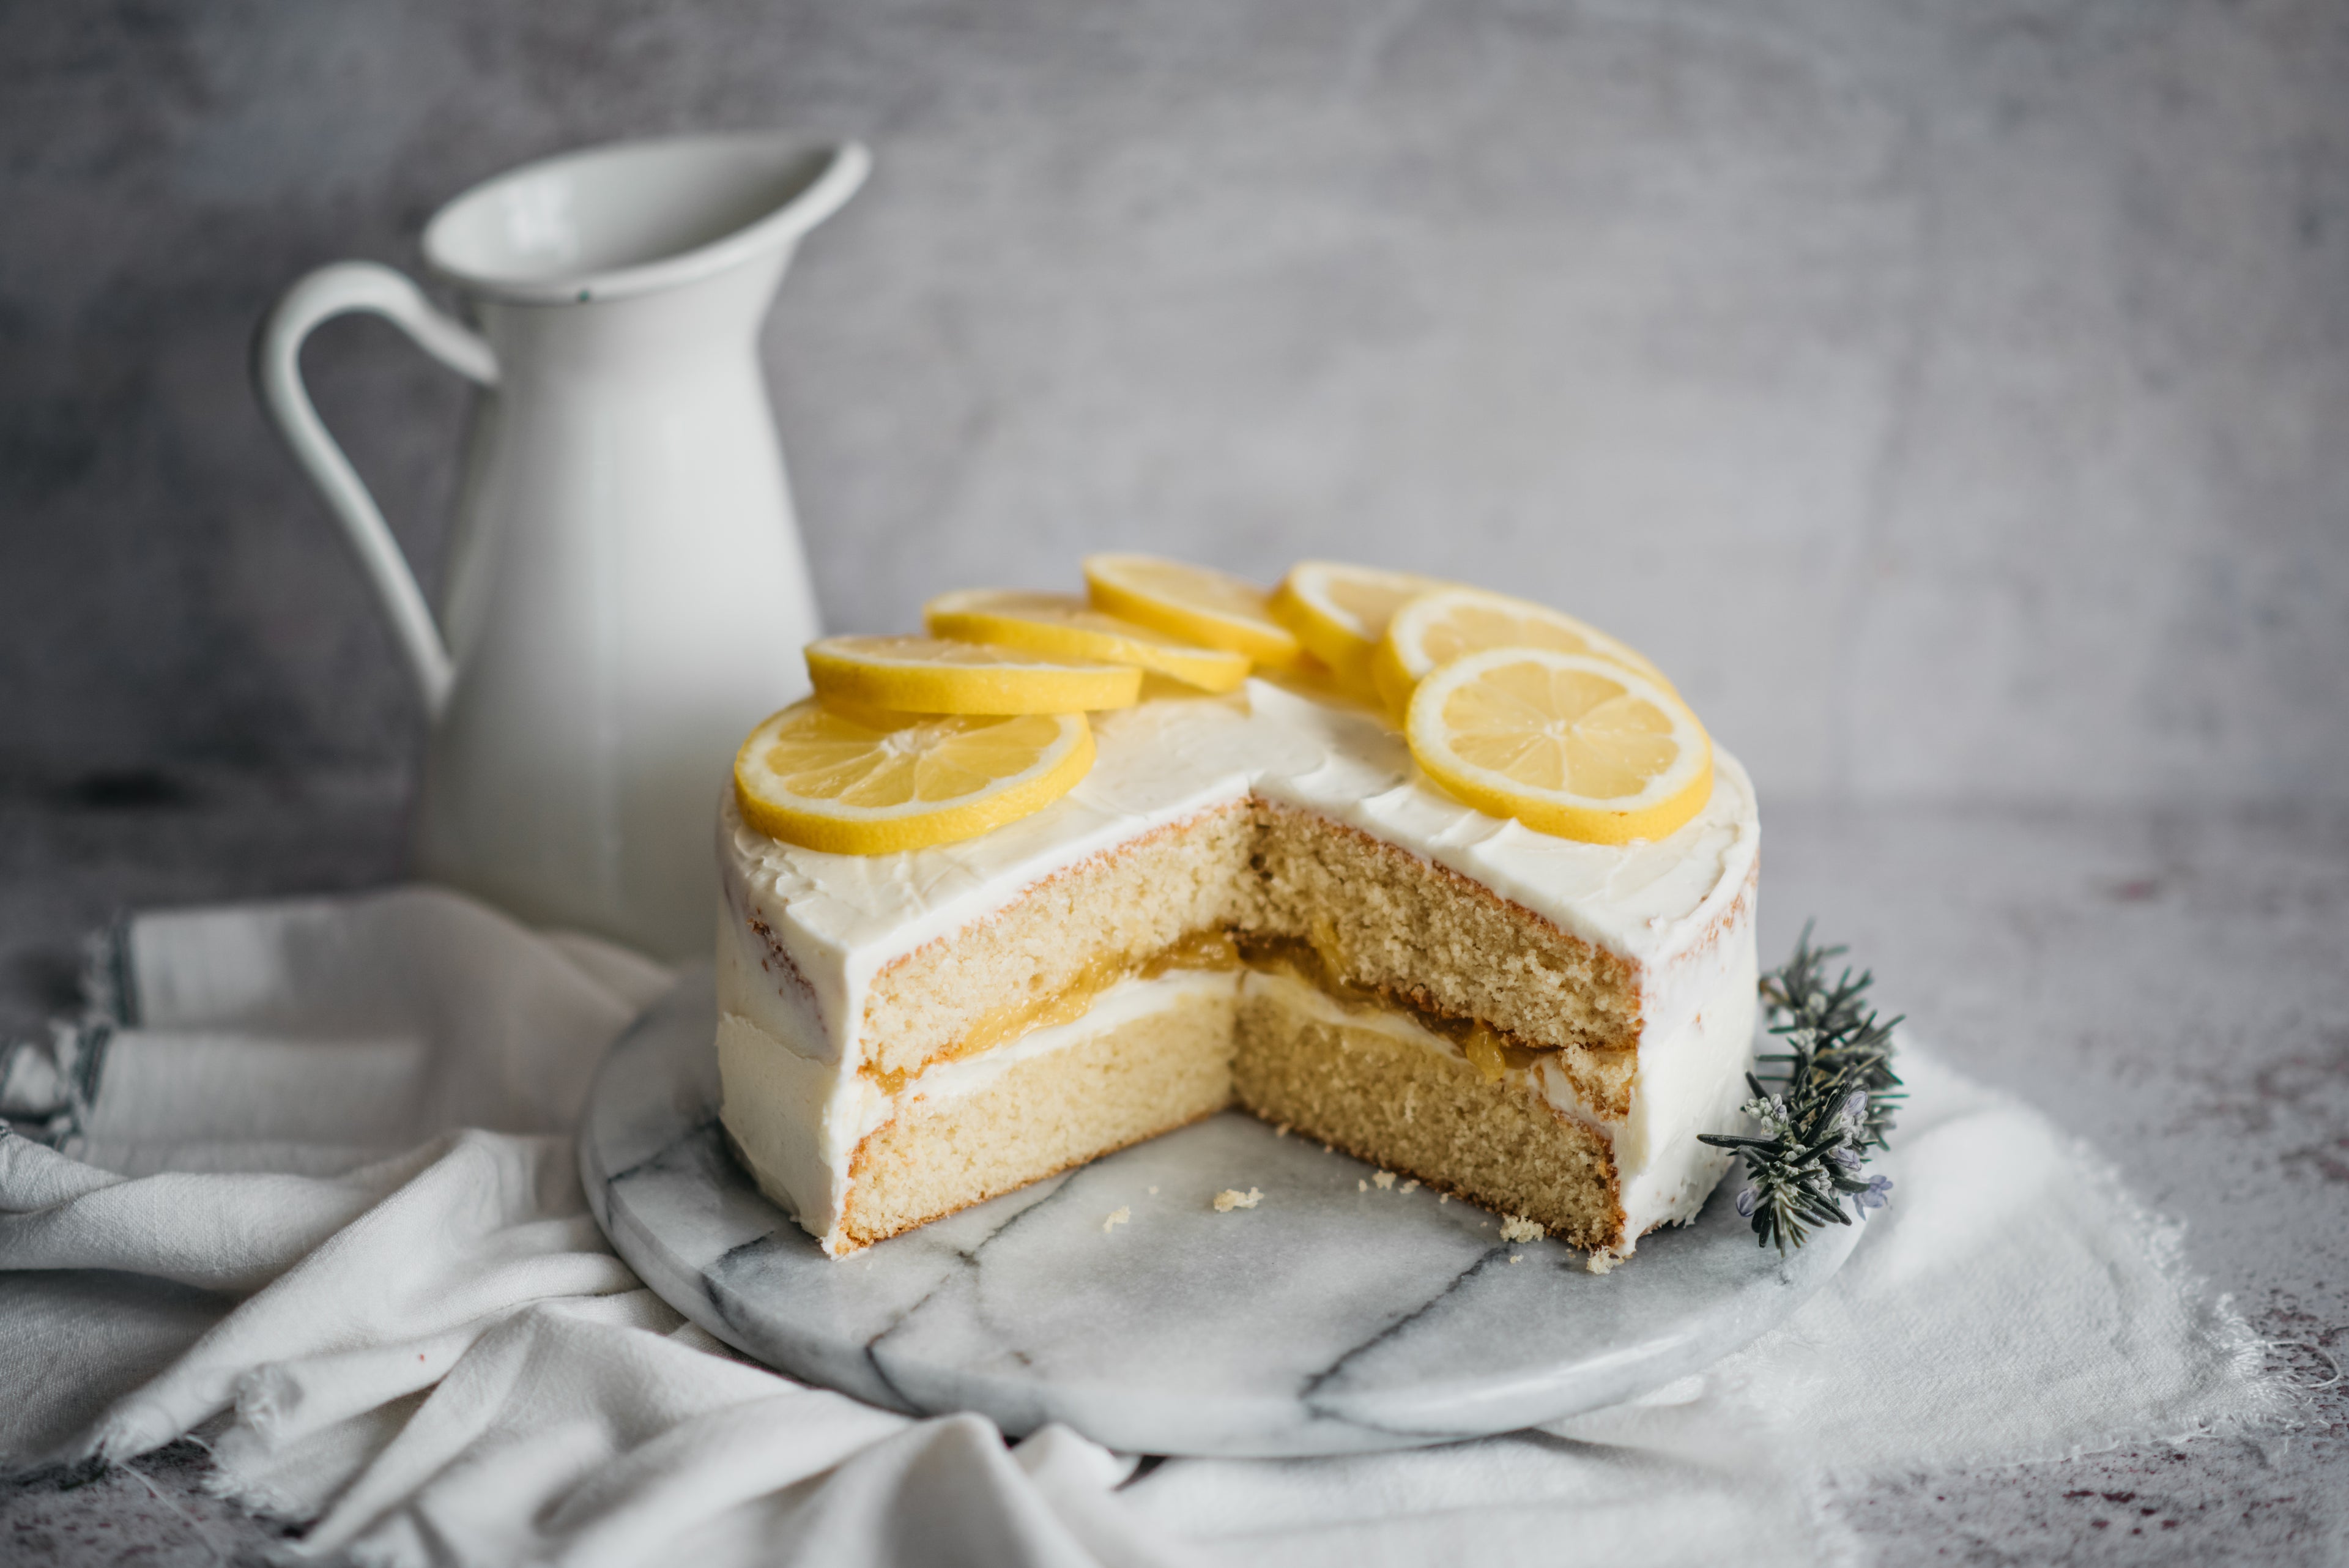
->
left=716, top=679, right=1757, bottom=1262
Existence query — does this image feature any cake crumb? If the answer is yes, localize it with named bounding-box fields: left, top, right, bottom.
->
left=1509, top=1254, right=1523, bottom=1265
left=1438, top=1194, right=1449, bottom=1205
left=1373, top=1171, right=1396, bottom=1191
left=1499, top=1216, right=1543, bottom=1244
left=1275, top=1124, right=1290, bottom=1138
left=1148, top=1186, right=1159, bottom=1195
left=1213, top=1187, right=1263, bottom=1213
left=1586, top=1250, right=1624, bottom=1276
left=1401, top=1179, right=1420, bottom=1194
left=1102, top=1207, right=1130, bottom=1234
left=1357, top=1179, right=1367, bottom=1192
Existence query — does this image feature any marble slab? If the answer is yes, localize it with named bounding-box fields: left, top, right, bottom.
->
left=581, top=968, right=1864, bottom=1457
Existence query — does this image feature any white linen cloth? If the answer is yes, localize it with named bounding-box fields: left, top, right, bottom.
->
left=0, top=886, right=2290, bottom=1567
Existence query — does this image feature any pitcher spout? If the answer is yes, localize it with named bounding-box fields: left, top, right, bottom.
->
left=423, top=134, right=870, bottom=307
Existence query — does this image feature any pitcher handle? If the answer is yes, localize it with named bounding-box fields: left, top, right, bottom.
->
left=253, top=261, right=498, bottom=720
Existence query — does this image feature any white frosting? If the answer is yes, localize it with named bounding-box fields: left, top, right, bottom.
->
left=720, top=680, right=1759, bottom=1072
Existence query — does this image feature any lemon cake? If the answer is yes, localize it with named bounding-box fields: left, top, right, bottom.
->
left=714, top=677, right=1759, bottom=1261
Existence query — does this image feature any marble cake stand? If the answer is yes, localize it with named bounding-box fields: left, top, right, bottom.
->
left=581, top=968, right=1863, bottom=1458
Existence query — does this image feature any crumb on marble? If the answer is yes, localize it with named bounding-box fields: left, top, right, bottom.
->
left=1373, top=1171, right=1396, bottom=1191
left=1148, top=1186, right=1159, bottom=1195
left=1586, top=1250, right=1625, bottom=1276
left=1213, top=1187, right=1264, bottom=1213
left=1401, top=1179, right=1420, bottom=1194
left=1510, top=1255, right=1523, bottom=1265
left=1103, top=1206, right=1130, bottom=1234
left=1275, top=1124, right=1290, bottom=1138
left=1357, top=1179, right=1367, bottom=1192
left=1499, top=1216, right=1543, bottom=1244
left=1438, top=1194, right=1449, bottom=1205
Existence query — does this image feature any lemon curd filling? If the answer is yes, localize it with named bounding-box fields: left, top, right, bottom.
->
left=861, top=927, right=1244, bottom=1093
left=870, top=924, right=1589, bottom=1099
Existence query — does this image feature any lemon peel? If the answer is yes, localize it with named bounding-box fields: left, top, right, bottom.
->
left=1374, top=586, right=1669, bottom=719
left=1082, top=553, right=1305, bottom=670
left=804, top=634, right=1141, bottom=715
left=1405, top=647, right=1712, bottom=845
left=1269, top=560, right=1453, bottom=696
left=924, top=588, right=1250, bottom=693
left=733, top=700, right=1094, bottom=855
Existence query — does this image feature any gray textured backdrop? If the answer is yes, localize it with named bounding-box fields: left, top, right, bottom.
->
left=6, top=1, right=2347, bottom=808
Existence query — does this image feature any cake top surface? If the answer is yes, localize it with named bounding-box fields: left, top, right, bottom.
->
left=722, top=680, right=1757, bottom=1005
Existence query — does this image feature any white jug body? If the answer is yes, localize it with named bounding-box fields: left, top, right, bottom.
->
left=255, top=135, right=869, bottom=958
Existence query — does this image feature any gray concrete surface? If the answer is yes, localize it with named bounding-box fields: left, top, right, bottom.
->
left=6, top=2, right=2348, bottom=1562
left=5, top=1, right=2348, bottom=804
left=1, top=781, right=2343, bottom=1564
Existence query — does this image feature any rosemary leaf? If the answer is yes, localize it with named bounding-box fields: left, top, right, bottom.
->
left=1704, top=921, right=1904, bottom=1255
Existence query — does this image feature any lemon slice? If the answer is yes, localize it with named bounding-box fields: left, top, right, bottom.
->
left=1406, top=647, right=1712, bottom=845
left=804, top=634, right=1142, bottom=715
left=1082, top=553, right=1305, bottom=669
left=1269, top=560, right=1453, bottom=693
left=734, top=700, right=1094, bottom=855
left=924, top=588, right=1251, bottom=693
left=1373, top=586, right=1669, bottom=718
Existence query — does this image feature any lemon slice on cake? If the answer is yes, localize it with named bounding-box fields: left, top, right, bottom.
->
left=924, top=589, right=1251, bottom=693
left=805, top=634, right=1142, bottom=715
left=734, top=700, right=1094, bottom=855
left=1269, top=560, right=1453, bottom=694
left=1405, top=647, right=1712, bottom=845
left=1373, top=585, right=1669, bottom=719
left=1082, top=553, right=1305, bottom=670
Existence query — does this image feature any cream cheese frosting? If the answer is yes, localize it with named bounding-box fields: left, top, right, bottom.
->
left=719, top=679, right=1760, bottom=1076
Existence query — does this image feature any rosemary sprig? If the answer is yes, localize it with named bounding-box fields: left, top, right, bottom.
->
left=1699, top=922, right=1905, bottom=1254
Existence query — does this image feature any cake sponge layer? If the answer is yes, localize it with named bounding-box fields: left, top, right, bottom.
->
left=1241, top=802, right=1640, bottom=1057
left=840, top=979, right=1239, bottom=1249
left=861, top=803, right=1256, bottom=1080
left=1231, top=973, right=1625, bottom=1250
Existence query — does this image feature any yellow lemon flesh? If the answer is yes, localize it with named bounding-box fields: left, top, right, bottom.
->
left=733, top=700, right=1094, bottom=855
left=1082, top=553, right=1305, bottom=671
left=1405, top=647, right=1712, bottom=845
left=1269, top=559, right=1453, bottom=696
left=924, top=588, right=1251, bottom=694
left=1374, top=585, right=1670, bottom=719
left=805, top=634, right=1142, bottom=715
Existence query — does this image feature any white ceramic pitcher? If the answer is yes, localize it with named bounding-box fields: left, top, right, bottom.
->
left=256, top=133, right=868, bottom=959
